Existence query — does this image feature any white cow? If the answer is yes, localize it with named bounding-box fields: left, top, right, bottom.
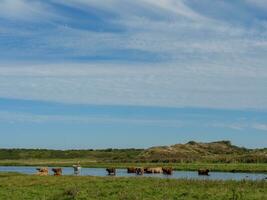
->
left=73, top=162, right=81, bottom=175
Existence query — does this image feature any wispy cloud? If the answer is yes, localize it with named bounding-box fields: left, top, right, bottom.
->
left=0, top=62, right=266, bottom=109
left=1, top=109, right=266, bottom=133
left=0, top=111, right=184, bottom=128
left=0, top=0, right=60, bottom=22
left=212, top=122, right=267, bottom=132
left=252, top=123, right=267, bottom=131
left=0, top=1, right=267, bottom=109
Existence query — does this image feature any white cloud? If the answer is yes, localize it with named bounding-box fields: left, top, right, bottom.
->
left=0, top=0, right=61, bottom=22
left=146, top=0, right=208, bottom=20
left=0, top=62, right=266, bottom=109
left=212, top=122, right=267, bottom=132
left=0, top=111, right=183, bottom=127
left=54, top=0, right=207, bottom=21
left=252, top=124, right=267, bottom=131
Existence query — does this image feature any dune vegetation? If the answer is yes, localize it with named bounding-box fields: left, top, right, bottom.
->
left=0, top=141, right=266, bottom=163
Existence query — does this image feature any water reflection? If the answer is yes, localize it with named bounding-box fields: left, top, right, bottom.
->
left=0, top=166, right=266, bottom=181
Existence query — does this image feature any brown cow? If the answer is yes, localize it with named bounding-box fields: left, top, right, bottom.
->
left=136, top=167, right=144, bottom=175
left=106, top=168, right=116, bottom=175
left=198, top=169, right=210, bottom=176
left=144, top=167, right=152, bottom=173
left=127, top=167, right=136, bottom=173
left=36, top=167, right=49, bottom=176
left=162, top=167, right=173, bottom=175
left=52, top=168, right=62, bottom=176
left=144, top=167, right=162, bottom=174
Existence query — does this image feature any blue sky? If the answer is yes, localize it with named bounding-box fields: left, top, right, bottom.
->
left=0, top=0, right=267, bottom=149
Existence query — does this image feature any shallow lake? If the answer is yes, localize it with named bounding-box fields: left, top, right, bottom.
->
left=0, top=166, right=266, bottom=181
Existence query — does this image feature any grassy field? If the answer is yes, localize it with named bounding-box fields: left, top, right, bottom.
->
left=0, top=159, right=267, bottom=173
left=0, top=173, right=266, bottom=200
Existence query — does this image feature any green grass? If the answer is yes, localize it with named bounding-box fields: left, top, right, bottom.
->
left=0, top=173, right=266, bottom=200
left=0, top=159, right=267, bottom=173
left=0, top=148, right=143, bottom=161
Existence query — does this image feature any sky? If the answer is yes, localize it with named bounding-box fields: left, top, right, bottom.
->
left=0, top=0, right=267, bottom=149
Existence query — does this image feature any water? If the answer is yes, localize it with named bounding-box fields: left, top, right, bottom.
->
left=0, top=166, right=266, bottom=181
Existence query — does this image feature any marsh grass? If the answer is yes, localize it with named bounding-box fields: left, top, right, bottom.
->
left=0, top=173, right=266, bottom=200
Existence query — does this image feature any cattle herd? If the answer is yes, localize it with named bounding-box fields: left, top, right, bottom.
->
left=106, top=167, right=210, bottom=176
left=36, top=163, right=81, bottom=176
left=36, top=167, right=62, bottom=176
left=36, top=166, right=210, bottom=176
left=125, top=167, right=173, bottom=175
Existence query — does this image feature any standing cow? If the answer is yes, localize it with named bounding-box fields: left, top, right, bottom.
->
left=162, top=167, right=173, bottom=175
left=136, top=167, right=144, bottom=175
left=127, top=167, right=136, bottom=173
left=106, top=168, right=116, bottom=176
left=52, top=168, right=62, bottom=176
left=144, top=167, right=163, bottom=174
left=73, top=162, right=81, bottom=175
left=36, top=167, right=49, bottom=176
left=198, top=169, right=210, bottom=176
